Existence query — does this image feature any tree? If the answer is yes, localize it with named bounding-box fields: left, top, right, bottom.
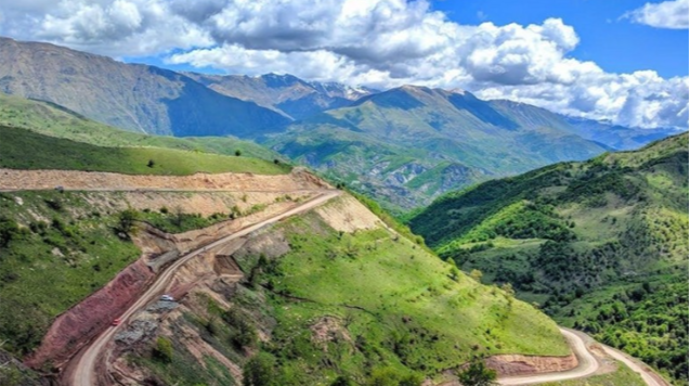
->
left=147, top=159, right=156, bottom=168
left=470, top=269, right=483, bottom=283
left=243, top=353, right=276, bottom=386
left=235, top=149, right=242, bottom=157
left=457, top=358, right=497, bottom=386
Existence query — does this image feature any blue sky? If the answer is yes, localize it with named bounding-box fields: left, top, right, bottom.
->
left=435, top=0, right=688, bottom=78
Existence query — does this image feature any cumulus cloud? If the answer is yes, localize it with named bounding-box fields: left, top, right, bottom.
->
left=624, top=0, right=689, bottom=29
left=0, top=0, right=686, bottom=129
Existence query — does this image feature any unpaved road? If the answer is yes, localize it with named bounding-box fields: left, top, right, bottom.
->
left=498, top=328, right=668, bottom=386
left=601, top=342, right=669, bottom=386
left=498, top=329, right=597, bottom=385
left=71, top=190, right=341, bottom=386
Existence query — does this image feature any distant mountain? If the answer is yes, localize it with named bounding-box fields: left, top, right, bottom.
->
left=0, top=37, right=289, bottom=137
left=558, top=115, right=682, bottom=150
left=409, top=132, right=689, bottom=384
left=264, top=85, right=609, bottom=210
left=1, top=37, right=680, bottom=211
left=186, top=72, right=373, bottom=120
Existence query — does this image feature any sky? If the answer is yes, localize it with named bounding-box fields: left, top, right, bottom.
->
left=0, top=0, right=687, bottom=129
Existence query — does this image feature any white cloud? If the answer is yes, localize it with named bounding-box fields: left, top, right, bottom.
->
left=0, top=0, right=687, bottom=129
left=624, top=0, right=689, bottom=29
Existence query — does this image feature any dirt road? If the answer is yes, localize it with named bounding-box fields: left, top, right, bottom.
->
left=498, top=328, right=598, bottom=385
left=70, top=190, right=341, bottom=386
left=601, top=342, right=669, bottom=386
left=498, top=328, right=668, bottom=386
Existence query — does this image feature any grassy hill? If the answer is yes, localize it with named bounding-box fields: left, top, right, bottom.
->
left=127, top=198, right=570, bottom=385
left=0, top=125, right=290, bottom=176
left=0, top=93, right=286, bottom=162
left=265, top=86, right=609, bottom=211
left=0, top=192, right=569, bottom=385
left=409, top=133, right=689, bottom=385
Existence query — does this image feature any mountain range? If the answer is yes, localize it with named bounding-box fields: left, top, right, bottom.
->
left=0, top=36, right=683, bottom=209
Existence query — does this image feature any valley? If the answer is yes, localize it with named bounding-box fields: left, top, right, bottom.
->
left=0, top=115, right=667, bottom=386
left=0, top=27, right=685, bottom=386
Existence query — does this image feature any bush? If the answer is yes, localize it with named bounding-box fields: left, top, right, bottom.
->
left=0, top=216, right=20, bottom=247
left=243, top=353, right=276, bottom=386
left=368, top=367, right=423, bottom=386
left=153, top=336, right=173, bottom=363
left=456, top=358, right=496, bottom=386
left=116, top=209, right=139, bottom=236
left=331, top=376, right=355, bottom=386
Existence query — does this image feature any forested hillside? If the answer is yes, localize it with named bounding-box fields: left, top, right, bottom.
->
left=410, top=133, right=689, bottom=385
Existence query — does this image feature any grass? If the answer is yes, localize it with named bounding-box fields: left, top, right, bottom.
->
left=0, top=125, right=291, bottom=175
left=0, top=191, right=141, bottom=356
left=540, top=361, right=646, bottom=386
left=245, top=212, right=569, bottom=383
left=0, top=93, right=284, bottom=161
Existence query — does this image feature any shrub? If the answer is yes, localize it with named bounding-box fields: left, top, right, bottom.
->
left=331, top=376, right=355, bottom=386
left=456, top=358, right=497, bottom=386
left=0, top=216, right=20, bottom=247
left=153, top=336, right=173, bottom=363
left=243, top=353, right=276, bottom=386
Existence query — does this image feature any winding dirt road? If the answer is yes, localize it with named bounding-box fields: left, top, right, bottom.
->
left=498, top=329, right=598, bottom=385
left=498, top=328, right=668, bottom=386
left=70, top=190, right=341, bottom=386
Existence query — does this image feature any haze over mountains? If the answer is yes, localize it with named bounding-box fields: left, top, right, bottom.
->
left=0, top=36, right=683, bottom=209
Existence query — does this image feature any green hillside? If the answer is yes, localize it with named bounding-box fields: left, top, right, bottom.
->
left=0, top=93, right=286, bottom=161
left=409, top=133, right=689, bottom=385
left=0, top=192, right=569, bottom=384
left=266, top=86, right=608, bottom=211
left=134, top=201, right=569, bottom=386
left=0, top=125, right=290, bottom=176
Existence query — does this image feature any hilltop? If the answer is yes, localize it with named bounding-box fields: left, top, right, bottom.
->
left=409, top=133, right=689, bottom=384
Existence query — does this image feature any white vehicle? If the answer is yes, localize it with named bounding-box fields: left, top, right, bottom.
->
left=160, top=294, right=174, bottom=302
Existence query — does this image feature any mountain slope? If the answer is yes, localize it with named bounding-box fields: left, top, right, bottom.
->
left=187, top=72, right=373, bottom=120
left=266, top=86, right=609, bottom=210
left=0, top=37, right=289, bottom=137
left=409, top=133, right=689, bottom=384
left=0, top=125, right=290, bottom=176
left=0, top=138, right=571, bottom=385
left=0, top=93, right=286, bottom=161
